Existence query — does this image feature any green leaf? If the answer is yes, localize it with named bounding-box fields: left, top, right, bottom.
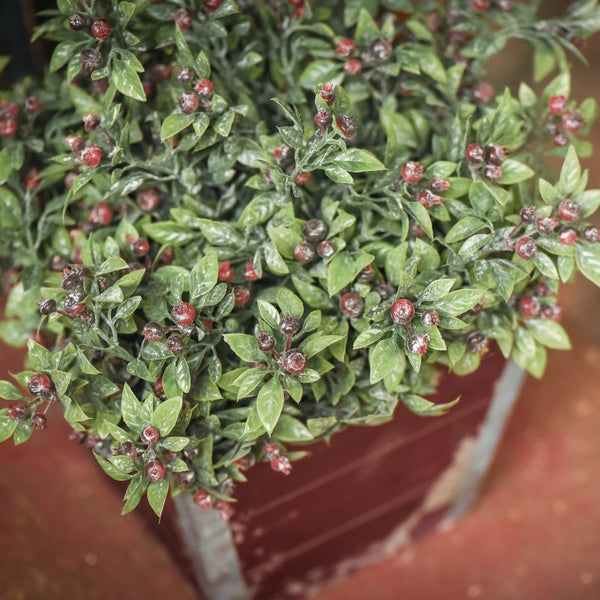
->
left=401, top=394, right=460, bottom=417
left=497, top=160, right=535, bottom=185
left=324, top=166, right=354, bottom=184
left=122, top=473, right=146, bottom=515
left=223, top=334, right=265, bottom=363
left=559, top=146, right=581, bottom=195
left=273, top=415, right=313, bottom=443
left=0, top=414, right=18, bottom=443
left=292, top=277, right=334, bottom=310
left=112, top=58, right=146, bottom=101
left=300, top=334, right=343, bottom=358
left=147, top=480, right=169, bottom=519
left=213, top=111, right=235, bottom=137
left=445, top=217, right=487, bottom=243
left=327, top=252, right=374, bottom=296
left=370, top=337, right=403, bottom=384
left=190, top=251, right=219, bottom=300
left=330, top=149, right=386, bottom=173
left=93, top=452, right=132, bottom=482
left=120, top=384, right=144, bottom=433
left=256, top=377, right=284, bottom=435
left=161, top=113, right=196, bottom=141
left=0, top=381, right=22, bottom=400
left=50, top=369, right=71, bottom=396
left=576, top=243, right=600, bottom=287
left=277, top=288, right=304, bottom=318
left=95, top=284, right=124, bottom=303
left=533, top=252, right=558, bottom=280
left=160, top=437, right=189, bottom=452
left=434, top=289, right=485, bottom=316
left=50, top=40, right=81, bottom=72
left=152, top=397, right=182, bottom=436
left=419, top=278, right=456, bottom=303
left=235, top=368, right=268, bottom=399
left=526, top=319, right=571, bottom=350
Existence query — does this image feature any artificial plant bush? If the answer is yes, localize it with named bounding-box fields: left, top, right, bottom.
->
left=1, top=0, right=600, bottom=519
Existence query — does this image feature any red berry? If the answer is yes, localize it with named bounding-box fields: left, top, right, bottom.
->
left=64, top=171, right=78, bottom=189
left=193, top=490, right=212, bottom=510
left=369, top=37, right=392, bottom=61
left=465, top=143, right=484, bottom=163
left=204, top=0, right=221, bottom=10
left=0, top=119, right=17, bottom=138
left=558, top=226, right=578, bottom=245
left=417, top=189, right=443, bottom=208
left=272, top=144, right=292, bottom=167
left=39, top=298, right=57, bottom=315
left=408, top=333, right=428, bottom=355
left=218, top=261, right=234, bottom=282
left=536, top=217, right=559, bottom=235
left=194, top=79, right=214, bottom=99
left=317, top=240, right=335, bottom=259
left=79, top=145, right=102, bottom=167
left=81, top=48, right=103, bottom=70
left=302, top=219, right=327, bottom=242
left=553, top=132, right=568, bottom=147
left=518, top=207, right=535, bottom=224
left=466, top=332, right=488, bottom=353
left=515, top=236, right=537, bottom=260
left=548, top=95, right=568, bottom=115
left=401, top=161, right=423, bottom=184
left=141, top=425, right=160, bottom=444
left=257, top=332, right=275, bottom=351
left=271, top=454, right=292, bottom=475
left=431, top=176, right=451, bottom=193
left=583, top=226, right=600, bottom=242
left=472, top=0, right=491, bottom=11
left=319, top=83, right=336, bottom=106
left=339, top=292, right=364, bottom=318
left=179, top=91, right=198, bottom=114
left=294, top=171, right=312, bottom=185
left=519, top=295, right=541, bottom=318
left=116, top=441, right=137, bottom=458
left=142, top=322, right=164, bottom=342
left=484, top=165, right=502, bottom=181
left=314, top=110, right=333, bottom=128
left=279, top=314, right=301, bottom=335
left=137, top=189, right=160, bottom=211
left=83, top=113, right=100, bottom=132
left=25, top=96, right=40, bottom=115
left=243, top=260, right=259, bottom=281
left=486, top=143, right=507, bottom=166
left=89, top=201, right=113, bottom=225
left=166, top=335, right=183, bottom=354
left=177, top=67, right=194, bottom=83
left=66, top=135, right=84, bottom=152
left=174, top=7, right=193, bottom=29
left=216, top=500, right=233, bottom=520
left=127, top=236, right=150, bottom=257
left=541, top=303, right=562, bottom=321
left=234, top=287, right=250, bottom=307
left=63, top=292, right=86, bottom=316
left=562, top=111, right=583, bottom=133
left=473, top=82, right=494, bottom=104
left=28, top=373, right=52, bottom=397
left=171, top=302, right=196, bottom=326
left=335, top=115, right=357, bottom=139
left=0, top=99, right=18, bottom=120
left=24, top=168, right=41, bottom=191
left=282, top=349, right=307, bottom=374
left=69, top=13, right=88, bottom=30
left=336, top=38, right=356, bottom=57
left=144, top=460, right=166, bottom=482
left=390, top=299, right=414, bottom=325
left=558, top=199, right=581, bottom=222
left=8, top=402, right=28, bottom=421
left=343, top=60, right=362, bottom=76
left=410, top=221, right=426, bottom=237
left=154, top=378, right=164, bottom=396
left=91, top=18, right=111, bottom=40
left=421, top=309, right=440, bottom=327
left=32, top=413, right=47, bottom=430
left=153, top=63, right=173, bottom=81
left=295, top=243, right=315, bottom=263
left=357, top=264, right=376, bottom=282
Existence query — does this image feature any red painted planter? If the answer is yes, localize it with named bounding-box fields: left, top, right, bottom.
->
left=225, top=350, right=507, bottom=599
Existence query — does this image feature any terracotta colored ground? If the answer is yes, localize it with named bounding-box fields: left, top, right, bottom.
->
left=3, top=15, right=600, bottom=600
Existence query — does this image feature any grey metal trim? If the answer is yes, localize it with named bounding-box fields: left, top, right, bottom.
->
left=174, top=494, right=250, bottom=600
left=448, top=359, right=526, bottom=519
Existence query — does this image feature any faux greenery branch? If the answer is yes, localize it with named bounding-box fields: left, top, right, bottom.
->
left=1, top=0, right=600, bottom=519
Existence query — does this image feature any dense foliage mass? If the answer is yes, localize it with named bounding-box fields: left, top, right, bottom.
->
left=1, top=0, right=600, bottom=518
